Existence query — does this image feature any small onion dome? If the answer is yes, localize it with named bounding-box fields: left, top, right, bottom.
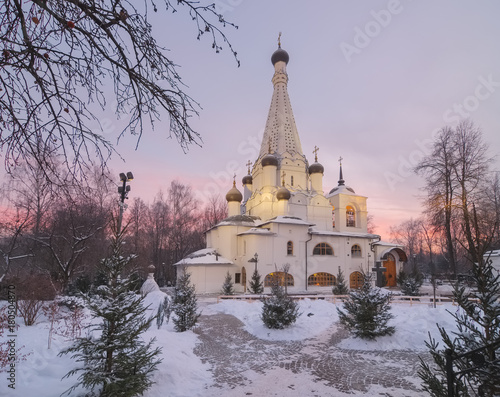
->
left=242, top=174, right=253, bottom=185
left=271, top=48, right=289, bottom=65
left=276, top=186, right=291, bottom=201
left=261, top=153, right=278, bottom=167
left=309, top=162, right=324, bottom=174
left=226, top=184, right=243, bottom=202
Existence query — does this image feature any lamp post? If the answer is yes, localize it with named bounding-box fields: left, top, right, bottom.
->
left=117, top=172, right=133, bottom=235
left=248, top=253, right=259, bottom=272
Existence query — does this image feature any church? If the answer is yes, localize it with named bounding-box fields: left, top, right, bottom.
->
left=175, top=42, right=407, bottom=294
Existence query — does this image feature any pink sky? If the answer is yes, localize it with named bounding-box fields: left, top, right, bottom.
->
left=99, top=0, right=500, bottom=240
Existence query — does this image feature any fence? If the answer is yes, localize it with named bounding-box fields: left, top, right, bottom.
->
left=217, top=294, right=456, bottom=305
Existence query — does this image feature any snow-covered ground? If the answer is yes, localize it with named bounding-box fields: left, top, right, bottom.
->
left=1, top=290, right=460, bottom=397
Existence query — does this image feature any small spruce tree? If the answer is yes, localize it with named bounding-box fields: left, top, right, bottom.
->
left=337, top=272, right=395, bottom=340
left=248, top=268, right=264, bottom=294
left=418, top=258, right=500, bottom=397
left=261, top=279, right=300, bottom=329
left=60, top=231, right=161, bottom=397
left=332, top=268, right=349, bottom=295
left=221, top=271, right=235, bottom=295
left=397, top=269, right=423, bottom=296
left=172, top=270, right=200, bottom=332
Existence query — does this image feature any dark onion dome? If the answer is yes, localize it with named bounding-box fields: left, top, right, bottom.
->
left=271, top=47, right=289, bottom=65
left=276, top=186, right=291, bottom=201
left=242, top=174, right=253, bottom=185
left=261, top=153, right=278, bottom=167
left=226, top=184, right=243, bottom=202
left=309, top=162, right=324, bottom=174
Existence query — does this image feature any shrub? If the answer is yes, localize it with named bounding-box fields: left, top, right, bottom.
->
left=261, top=281, right=300, bottom=330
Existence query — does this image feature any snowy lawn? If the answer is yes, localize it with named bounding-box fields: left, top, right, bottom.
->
left=1, top=292, right=460, bottom=397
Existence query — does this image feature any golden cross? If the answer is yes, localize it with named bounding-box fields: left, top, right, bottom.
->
left=281, top=170, right=286, bottom=186
left=246, top=160, right=252, bottom=174
left=278, top=32, right=282, bottom=48
left=313, top=145, right=319, bottom=162
left=233, top=173, right=236, bottom=187
left=268, top=137, right=272, bottom=154
left=338, top=156, right=343, bottom=166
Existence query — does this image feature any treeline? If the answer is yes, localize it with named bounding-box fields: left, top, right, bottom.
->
left=0, top=164, right=227, bottom=297
left=390, top=120, right=500, bottom=277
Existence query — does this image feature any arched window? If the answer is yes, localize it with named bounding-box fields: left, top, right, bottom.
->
left=264, top=272, right=294, bottom=287
left=332, top=206, right=336, bottom=228
left=346, top=205, right=355, bottom=227
left=313, top=242, right=333, bottom=255
left=308, top=272, right=336, bottom=286
left=351, top=244, right=361, bottom=257
left=287, top=241, right=293, bottom=255
left=350, top=271, right=364, bottom=289
left=290, top=175, right=294, bottom=186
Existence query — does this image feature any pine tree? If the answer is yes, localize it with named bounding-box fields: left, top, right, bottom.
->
left=221, top=271, right=235, bottom=295
left=418, top=258, right=500, bottom=397
left=337, top=272, right=395, bottom=340
left=248, top=269, right=264, bottom=294
left=397, top=269, right=423, bottom=296
left=172, top=270, right=200, bottom=332
left=60, top=231, right=161, bottom=397
left=261, top=280, right=300, bottom=329
left=332, top=268, right=349, bottom=295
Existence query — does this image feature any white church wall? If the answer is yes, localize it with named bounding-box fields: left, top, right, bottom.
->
left=186, top=264, right=235, bottom=294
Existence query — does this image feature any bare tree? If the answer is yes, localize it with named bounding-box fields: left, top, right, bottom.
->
left=202, top=194, right=227, bottom=230
left=166, top=181, right=203, bottom=278
left=390, top=218, right=422, bottom=272
left=367, top=213, right=377, bottom=234
left=415, top=126, right=458, bottom=274
left=415, top=120, right=493, bottom=274
left=0, top=209, right=32, bottom=282
left=452, top=120, right=492, bottom=263
left=1, top=0, right=238, bottom=183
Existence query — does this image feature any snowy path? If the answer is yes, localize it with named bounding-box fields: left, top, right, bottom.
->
left=193, top=312, right=427, bottom=396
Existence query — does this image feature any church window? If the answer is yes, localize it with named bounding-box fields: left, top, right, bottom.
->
left=291, top=176, right=294, bottom=186
left=351, top=244, right=362, bottom=257
left=308, top=272, right=336, bottom=286
left=264, top=272, right=294, bottom=287
left=313, top=243, right=333, bottom=255
left=287, top=241, right=293, bottom=255
left=332, top=206, right=336, bottom=228
left=235, top=273, right=241, bottom=284
left=349, top=271, right=364, bottom=289
left=346, top=206, right=356, bottom=227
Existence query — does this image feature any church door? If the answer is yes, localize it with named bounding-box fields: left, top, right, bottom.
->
left=383, top=254, right=397, bottom=287
left=349, top=271, right=364, bottom=289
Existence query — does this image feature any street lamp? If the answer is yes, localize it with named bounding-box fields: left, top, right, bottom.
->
left=117, top=172, right=133, bottom=235
left=248, top=253, right=259, bottom=271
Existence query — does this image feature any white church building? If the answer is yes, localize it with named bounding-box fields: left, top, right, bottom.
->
left=175, top=44, right=407, bottom=294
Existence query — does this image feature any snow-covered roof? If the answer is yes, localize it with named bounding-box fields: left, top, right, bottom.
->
left=237, top=228, right=276, bottom=236
left=174, top=248, right=233, bottom=266
left=374, top=241, right=404, bottom=248
left=259, top=216, right=315, bottom=227
left=213, top=214, right=261, bottom=228
left=308, top=227, right=379, bottom=239
left=326, top=185, right=368, bottom=198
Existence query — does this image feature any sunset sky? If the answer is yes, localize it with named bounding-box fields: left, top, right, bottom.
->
left=102, top=0, right=500, bottom=239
